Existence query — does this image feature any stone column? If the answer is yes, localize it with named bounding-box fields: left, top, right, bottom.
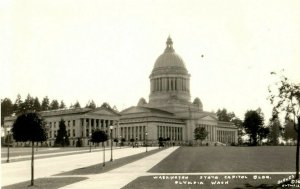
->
left=83, top=118, right=86, bottom=138
left=89, top=119, right=92, bottom=136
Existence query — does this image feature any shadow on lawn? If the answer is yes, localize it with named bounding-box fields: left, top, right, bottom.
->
left=2, top=177, right=88, bottom=189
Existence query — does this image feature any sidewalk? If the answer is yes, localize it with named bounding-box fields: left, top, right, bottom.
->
left=1, top=147, right=157, bottom=187
left=59, top=147, right=179, bottom=189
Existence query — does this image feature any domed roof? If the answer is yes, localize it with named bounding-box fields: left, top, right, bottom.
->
left=151, top=36, right=188, bottom=75
left=193, top=97, right=203, bottom=111
left=137, top=98, right=147, bottom=106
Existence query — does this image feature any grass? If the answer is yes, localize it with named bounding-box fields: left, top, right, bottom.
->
left=3, top=147, right=166, bottom=189
left=122, top=175, right=290, bottom=189
left=149, top=146, right=297, bottom=172
left=123, top=146, right=300, bottom=189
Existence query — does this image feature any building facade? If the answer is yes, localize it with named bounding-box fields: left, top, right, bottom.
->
left=3, top=36, right=238, bottom=146
left=4, top=107, right=120, bottom=147
left=118, top=36, right=238, bottom=145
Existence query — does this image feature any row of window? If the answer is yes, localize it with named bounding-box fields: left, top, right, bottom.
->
left=157, top=125, right=183, bottom=141
left=48, top=129, right=76, bottom=139
left=48, top=120, right=76, bottom=128
left=151, top=77, right=190, bottom=92
left=217, top=130, right=236, bottom=143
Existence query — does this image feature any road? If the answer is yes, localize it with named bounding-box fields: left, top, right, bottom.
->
left=1, top=147, right=157, bottom=187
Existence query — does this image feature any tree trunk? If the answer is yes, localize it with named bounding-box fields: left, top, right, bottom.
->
left=31, top=141, right=34, bottom=186
left=296, top=118, right=300, bottom=179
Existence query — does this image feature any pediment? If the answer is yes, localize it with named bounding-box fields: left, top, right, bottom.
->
left=88, top=107, right=120, bottom=116
left=121, top=106, right=151, bottom=114
left=201, top=115, right=218, bottom=121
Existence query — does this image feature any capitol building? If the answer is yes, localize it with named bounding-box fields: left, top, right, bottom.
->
left=4, top=37, right=238, bottom=146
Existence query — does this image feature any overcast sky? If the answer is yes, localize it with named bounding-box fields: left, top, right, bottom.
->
left=1, top=0, right=300, bottom=122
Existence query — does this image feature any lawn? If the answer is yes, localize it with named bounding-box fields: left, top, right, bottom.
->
left=149, top=146, right=297, bottom=173
left=123, top=146, right=300, bottom=189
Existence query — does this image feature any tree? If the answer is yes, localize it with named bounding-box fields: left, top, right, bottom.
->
left=54, top=119, right=70, bottom=147
left=101, top=102, right=111, bottom=109
left=1, top=98, right=13, bottom=125
left=217, top=108, right=235, bottom=122
left=23, top=94, right=35, bottom=111
left=13, top=94, right=24, bottom=115
left=12, top=112, right=47, bottom=186
left=33, top=97, right=41, bottom=112
left=232, top=117, right=244, bottom=145
left=121, top=138, right=126, bottom=146
left=73, top=101, right=81, bottom=108
left=41, top=96, right=50, bottom=111
left=91, top=130, right=108, bottom=166
left=50, top=100, right=59, bottom=110
left=130, top=138, right=135, bottom=147
left=283, top=119, right=297, bottom=143
left=113, top=138, right=119, bottom=146
left=243, top=109, right=264, bottom=146
left=86, top=100, right=96, bottom=109
left=267, top=116, right=282, bottom=145
left=194, top=127, right=208, bottom=146
left=269, top=72, right=300, bottom=178
left=158, top=137, right=164, bottom=147
left=59, top=100, right=66, bottom=109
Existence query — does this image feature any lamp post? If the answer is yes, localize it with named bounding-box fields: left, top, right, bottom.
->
left=6, top=131, right=11, bottom=163
left=145, top=131, right=148, bottom=152
left=89, top=133, right=92, bottom=152
left=110, top=125, right=113, bottom=162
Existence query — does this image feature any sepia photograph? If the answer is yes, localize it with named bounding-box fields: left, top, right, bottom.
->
left=1, top=0, right=300, bottom=188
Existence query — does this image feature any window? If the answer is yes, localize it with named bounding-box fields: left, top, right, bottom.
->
left=68, top=121, right=70, bottom=127
left=73, top=129, right=75, bottom=137
left=73, top=120, right=75, bottom=126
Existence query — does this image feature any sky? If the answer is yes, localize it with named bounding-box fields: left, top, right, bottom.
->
left=1, top=0, right=300, bottom=122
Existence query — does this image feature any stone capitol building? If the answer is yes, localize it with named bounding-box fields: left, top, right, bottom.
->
left=4, top=37, right=238, bottom=146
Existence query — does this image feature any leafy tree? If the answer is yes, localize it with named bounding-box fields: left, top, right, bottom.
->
left=33, top=97, right=41, bottom=112
left=73, top=101, right=81, bottom=108
left=41, top=96, right=50, bottom=111
left=91, top=130, right=108, bottom=166
left=86, top=100, right=96, bottom=109
left=283, top=119, right=297, bottom=142
left=13, top=94, right=24, bottom=114
left=158, top=137, right=164, bottom=147
left=1, top=98, right=13, bottom=125
left=243, top=109, right=264, bottom=146
left=12, top=112, right=47, bottom=186
left=269, top=72, right=300, bottom=178
left=194, top=127, right=208, bottom=146
left=258, top=127, right=270, bottom=145
left=59, top=100, right=66, bottom=109
left=23, top=94, right=35, bottom=111
left=101, top=102, right=111, bottom=109
left=267, top=116, right=282, bottom=145
left=232, top=117, right=244, bottom=145
left=217, top=108, right=235, bottom=122
left=54, top=119, right=69, bottom=147
left=130, top=138, right=135, bottom=146
left=50, top=100, right=59, bottom=110
left=121, top=138, right=126, bottom=146
left=113, top=138, right=119, bottom=146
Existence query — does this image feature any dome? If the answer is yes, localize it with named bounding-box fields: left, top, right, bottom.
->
left=193, top=97, right=203, bottom=111
left=151, top=36, right=188, bottom=76
left=137, top=98, right=147, bottom=106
